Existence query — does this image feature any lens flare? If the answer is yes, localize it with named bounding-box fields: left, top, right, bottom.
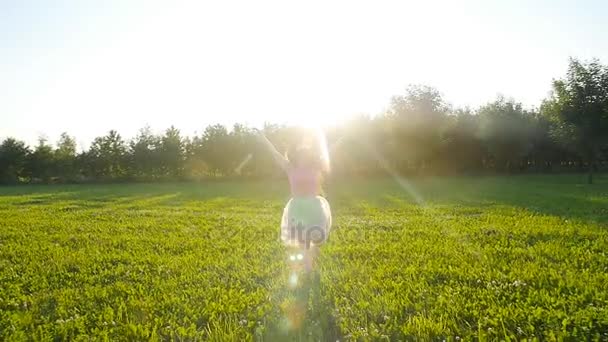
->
left=363, top=139, right=424, bottom=205
left=289, top=272, right=298, bottom=287
left=314, top=127, right=331, bottom=173
left=234, top=153, right=253, bottom=174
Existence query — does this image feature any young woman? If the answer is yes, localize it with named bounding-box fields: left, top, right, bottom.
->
left=256, top=128, right=332, bottom=271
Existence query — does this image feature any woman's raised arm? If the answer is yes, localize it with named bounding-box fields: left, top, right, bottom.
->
left=255, top=129, right=289, bottom=171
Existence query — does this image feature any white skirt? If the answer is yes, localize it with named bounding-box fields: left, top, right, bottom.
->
left=280, top=196, right=332, bottom=247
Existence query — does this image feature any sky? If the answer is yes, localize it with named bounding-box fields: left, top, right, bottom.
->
left=2, top=0, right=607, bottom=148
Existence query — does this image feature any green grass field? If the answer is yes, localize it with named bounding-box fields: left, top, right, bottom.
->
left=1, top=174, right=607, bottom=341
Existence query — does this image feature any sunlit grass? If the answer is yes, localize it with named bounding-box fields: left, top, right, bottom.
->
left=0, top=174, right=606, bottom=340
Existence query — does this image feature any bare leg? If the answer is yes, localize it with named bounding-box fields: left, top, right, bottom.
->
left=304, top=245, right=319, bottom=273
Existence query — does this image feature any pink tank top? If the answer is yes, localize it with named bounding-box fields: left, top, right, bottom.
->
left=287, top=166, right=320, bottom=197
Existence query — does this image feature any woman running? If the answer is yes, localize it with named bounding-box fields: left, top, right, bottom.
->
left=256, top=128, right=332, bottom=271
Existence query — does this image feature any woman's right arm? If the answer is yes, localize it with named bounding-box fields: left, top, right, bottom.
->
left=255, top=129, right=289, bottom=171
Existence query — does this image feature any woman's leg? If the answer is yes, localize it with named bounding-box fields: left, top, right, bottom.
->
left=304, top=245, right=319, bottom=273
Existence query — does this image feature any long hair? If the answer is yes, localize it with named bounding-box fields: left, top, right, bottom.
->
left=286, top=128, right=330, bottom=171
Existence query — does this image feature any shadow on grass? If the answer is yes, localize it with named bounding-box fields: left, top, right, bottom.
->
left=0, top=180, right=289, bottom=207
left=328, top=173, right=608, bottom=226
left=262, top=269, right=341, bottom=342
left=1, top=174, right=606, bottom=225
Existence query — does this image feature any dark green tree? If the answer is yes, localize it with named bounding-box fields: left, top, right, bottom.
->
left=525, top=113, right=564, bottom=172
left=185, top=134, right=209, bottom=180
left=0, top=138, right=30, bottom=184
left=477, top=97, right=535, bottom=172
left=199, top=124, right=231, bottom=176
left=129, top=126, right=161, bottom=180
left=159, top=126, right=186, bottom=178
left=26, top=137, right=55, bottom=183
left=55, top=132, right=78, bottom=182
left=441, top=109, right=486, bottom=173
left=86, top=130, right=128, bottom=180
left=542, top=58, right=608, bottom=184
left=229, top=123, right=256, bottom=176
left=388, top=85, right=449, bottom=173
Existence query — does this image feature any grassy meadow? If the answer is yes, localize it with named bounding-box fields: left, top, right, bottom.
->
left=1, top=174, right=607, bottom=340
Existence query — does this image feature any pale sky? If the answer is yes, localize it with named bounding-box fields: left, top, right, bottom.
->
left=2, top=0, right=607, bottom=148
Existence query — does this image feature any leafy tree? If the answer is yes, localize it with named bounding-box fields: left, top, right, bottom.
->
left=159, top=126, right=186, bottom=178
left=388, top=85, right=449, bottom=173
left=2, top=57, right=608, bottom=185
left=129, top=126, right=161, bottom=180
left=542, top=58, right=608, bottom=183
left=0, top=138, right=30, bottom=184
left=55, top=132, right=78, bottom=182
left=86, top=130, right=128, bottom=180
left=477, top=97, right=535, bottom=172
left=525, top=113, right=564, bottom=172
left=334, top=115, right=386, bottom=176
left=27, top=137, right=55, bottom=183
left=185, top=134, right=209, bottom=180
left=229, top=123, right=256, bottom=176
left=199, top=124, right=231, bottom=176
left=441, top=109, right=485, bottom=173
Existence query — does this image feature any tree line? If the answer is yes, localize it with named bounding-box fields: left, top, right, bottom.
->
left=1, top=58, right=607, bottom=185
